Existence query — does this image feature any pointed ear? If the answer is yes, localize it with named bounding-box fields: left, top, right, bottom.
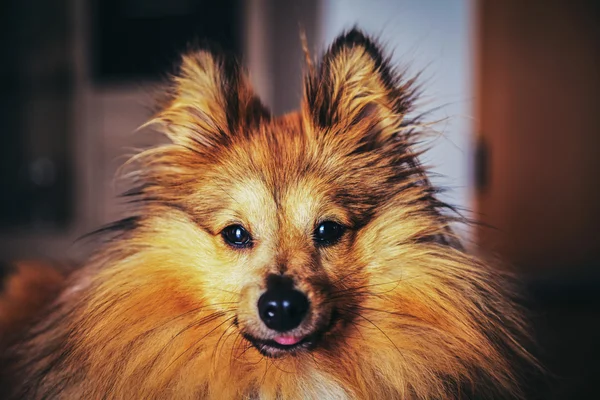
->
left=303, top=29, right=417, bottom=145
left=152, top=49, right=269, bottom=150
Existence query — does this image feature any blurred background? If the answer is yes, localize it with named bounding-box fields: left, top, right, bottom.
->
left=0, top=0, right=598, bottom=397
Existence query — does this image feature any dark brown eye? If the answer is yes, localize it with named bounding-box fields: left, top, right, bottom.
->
left=222, top=224, right=252, bottom=248
left=314, top=221, right=345, bottom=246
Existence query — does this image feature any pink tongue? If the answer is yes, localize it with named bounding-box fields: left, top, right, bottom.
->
left=274, top=335, right=302, bottom=346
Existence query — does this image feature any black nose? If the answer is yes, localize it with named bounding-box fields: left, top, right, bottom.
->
left=258, top=277, right=309, bottom=332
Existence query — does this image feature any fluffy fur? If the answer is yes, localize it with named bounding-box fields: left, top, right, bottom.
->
left=0, top=29, right=536, bottom=399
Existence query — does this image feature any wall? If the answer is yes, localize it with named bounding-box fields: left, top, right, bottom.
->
left=476, top=0, right=600, bottom=274
left=319, top=0, right=474, bottom=217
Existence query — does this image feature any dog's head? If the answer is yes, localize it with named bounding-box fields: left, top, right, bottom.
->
left=132, top=30, right=436, bottom=356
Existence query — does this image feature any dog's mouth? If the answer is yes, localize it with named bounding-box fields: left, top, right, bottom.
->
left=242, top=332, right=318, bottom=357
left=241, top=309, right=339, bottom=358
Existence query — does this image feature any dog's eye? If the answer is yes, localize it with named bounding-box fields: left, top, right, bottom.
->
left=314, top=221, right=345, bottom=246
left=222, top=224, right=252, bottom=248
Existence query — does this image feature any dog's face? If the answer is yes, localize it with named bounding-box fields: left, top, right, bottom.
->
left=194, top=115, right=384, bottom=358
left=201, top=129, right=356, bottom=357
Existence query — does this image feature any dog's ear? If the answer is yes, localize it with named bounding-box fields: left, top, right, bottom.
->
left=151, top=49, right=269, bottom=151
left=303, top=29, right=417, bottom=146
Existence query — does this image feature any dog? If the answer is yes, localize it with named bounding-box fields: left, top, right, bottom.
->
left=0, top=29, right=536, bottom=399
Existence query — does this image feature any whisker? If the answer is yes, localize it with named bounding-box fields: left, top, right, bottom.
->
left=161, top=314, right=236, bottom=374
left=269, top=358, right=294, bottom=374
left=326, top=274, right=435, bottom=304
left=351, top=305, right=419, bottom=320
left=331, top=279, right=404, bottom=296
left=328, top=270, right=364, bottom=287
left=229, top=332, right=247, bottom=368
left=338, top=307, right=405, bottom=361
left=243, top=348, right=266, bottom=366
left=325, top=287, right=392, bottom=304
left=211, top=319, right=238, bottom=370
left=342, top=318, right=368, bottom=342
left=134, top=301, right=238, bottom=340
left=145, top=309, right=236, bottom=374
left=260, top=355, right=274, bottom=385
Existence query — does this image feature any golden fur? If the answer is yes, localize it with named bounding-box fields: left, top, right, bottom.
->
left=0, top=30, right=535, bottom=399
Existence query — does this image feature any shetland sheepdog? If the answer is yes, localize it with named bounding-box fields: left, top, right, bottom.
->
left=0, top=29, right=536, bottom=399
